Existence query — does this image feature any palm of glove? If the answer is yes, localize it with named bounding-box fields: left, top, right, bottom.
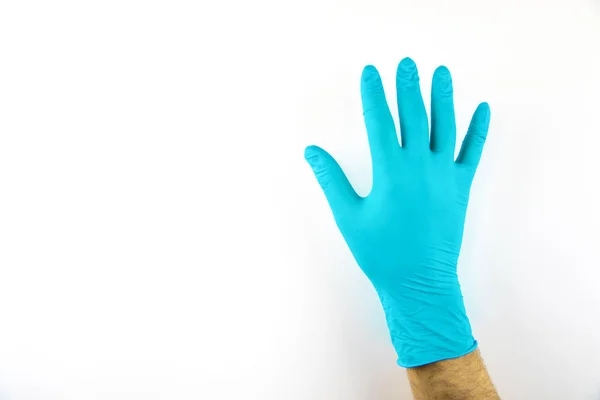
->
left=340, top=155, right=472, bottom=291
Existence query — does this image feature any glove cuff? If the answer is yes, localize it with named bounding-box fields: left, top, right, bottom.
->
left=377, top=287, right=477, bottom=368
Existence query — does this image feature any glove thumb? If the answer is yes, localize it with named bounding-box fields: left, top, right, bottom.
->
left=304, top=145, right=359, bottom=215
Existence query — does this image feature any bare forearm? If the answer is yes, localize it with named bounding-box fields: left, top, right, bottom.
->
left=407, top=349, right=499, bottom=400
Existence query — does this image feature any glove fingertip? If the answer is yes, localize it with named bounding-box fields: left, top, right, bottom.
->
left=304, top=145, right=323, bottom=167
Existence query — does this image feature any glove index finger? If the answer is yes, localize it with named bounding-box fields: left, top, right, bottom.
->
left=361, top=65, right=400, bottom=166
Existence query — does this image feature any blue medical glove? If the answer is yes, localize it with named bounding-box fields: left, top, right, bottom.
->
left=305, top=58, right=491, bottom=368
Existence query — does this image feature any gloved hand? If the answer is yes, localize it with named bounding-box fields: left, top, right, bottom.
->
left=305, top=57, right=491, bottom=368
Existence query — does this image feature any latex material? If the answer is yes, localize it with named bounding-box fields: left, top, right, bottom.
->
left=305, top=58, right=491, bottom=368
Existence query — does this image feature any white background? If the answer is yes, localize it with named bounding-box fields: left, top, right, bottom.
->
left=1, top=0, right=599, bottom=399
